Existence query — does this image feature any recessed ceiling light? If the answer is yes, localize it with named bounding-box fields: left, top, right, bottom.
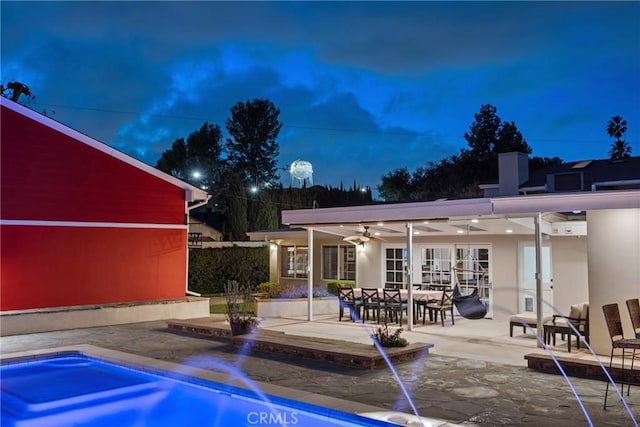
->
left=457, top=230, right=464, bottom=234
left=471, top=218, right=479, bottom=223
left=374, top=232, right=380, bottom=236
left=423, top=221, right=429, bottom=224
left=377, top=222, right=384, bottom=226
left=339, top=225, right=344, bottom=228
left=414, top=231, right=420, bottom=235
left=506, top=229, right=513, bottom=233
left=572, top=210, right=582, bottom=214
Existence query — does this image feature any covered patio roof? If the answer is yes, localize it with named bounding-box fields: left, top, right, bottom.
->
left=272, top=190, right=640, bottom=239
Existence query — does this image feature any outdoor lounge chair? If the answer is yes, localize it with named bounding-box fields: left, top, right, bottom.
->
left=509, top=312, right=553, bottom=337
left=544, top=303, right=589, bottom=352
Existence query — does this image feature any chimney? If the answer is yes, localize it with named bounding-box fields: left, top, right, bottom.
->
left=498, top=152, right=529, bottom=196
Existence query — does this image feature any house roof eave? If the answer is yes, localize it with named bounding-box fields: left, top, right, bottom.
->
left=282, top=190, right=640, bottom=228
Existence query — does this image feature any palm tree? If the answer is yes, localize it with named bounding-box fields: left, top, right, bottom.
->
left=606, top=116, right=631, bottom=159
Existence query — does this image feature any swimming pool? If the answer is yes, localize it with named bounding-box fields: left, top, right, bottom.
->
left=1, top=352, right=397, bottom=427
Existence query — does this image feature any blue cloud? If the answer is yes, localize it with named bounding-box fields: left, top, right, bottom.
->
left=2, top=1, right=638, bottom=190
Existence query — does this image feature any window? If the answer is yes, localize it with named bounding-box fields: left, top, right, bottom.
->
left=384, top=247, right=406, bottom=286
left=421, top=247, right=452, bottom=285
left=280, top=245, right=308, bottom=279
left=322, top=245, right=356, bottom=280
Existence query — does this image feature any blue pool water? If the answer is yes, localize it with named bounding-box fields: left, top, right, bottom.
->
left=1, top=352, right=396, bottom=427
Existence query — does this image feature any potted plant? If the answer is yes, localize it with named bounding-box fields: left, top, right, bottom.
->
left=224, top=280, right=258, bottom=336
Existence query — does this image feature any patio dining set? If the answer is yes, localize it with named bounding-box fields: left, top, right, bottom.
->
left=337, top=285, right=454, bottom=327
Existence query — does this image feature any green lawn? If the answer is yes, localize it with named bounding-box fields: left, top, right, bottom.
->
left=202, top=294, right=255, bottom=315
left=209, top=303, right=227, bottom=314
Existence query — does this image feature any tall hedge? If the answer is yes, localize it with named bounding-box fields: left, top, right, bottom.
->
left=188, top=246, right=269, bottom=294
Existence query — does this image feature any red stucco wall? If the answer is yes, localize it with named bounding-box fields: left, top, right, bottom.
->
left=1, top=106, right=185, bottom=223
left=1, top=101, right=191, bottom=311
left=1, top=226, right=187, bottom=311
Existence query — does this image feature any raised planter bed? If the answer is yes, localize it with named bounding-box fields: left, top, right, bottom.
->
left=167, top=318, right=433, bottom=369
left=255, top=296, right=338, bottom=318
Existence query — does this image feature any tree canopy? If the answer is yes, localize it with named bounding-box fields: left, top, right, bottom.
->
left=378, top=104, right=560, bottom=202
left=156, top=121, right=225, bottom=192
left=1, top=81, right=34, bottom=103
left=607, top=115, right=631, bottom=160
left=225, top=98, right=282, bottom=187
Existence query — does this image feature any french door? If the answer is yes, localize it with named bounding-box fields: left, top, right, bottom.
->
left=517, top=242, right=553, bottom=314
left=415, top=244, right=493, bottom=318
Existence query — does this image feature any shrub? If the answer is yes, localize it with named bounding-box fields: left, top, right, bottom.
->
left=256, top=282, right=282, bottom=298
left=255, top=283, right=334, bottom=299
left=326, top=280, right=356, bottom=295
left=224, top=280, right=259, bottom=335
left=373, top=322, right=409, bottom=348
left=189, top=247, right=269, bottom=294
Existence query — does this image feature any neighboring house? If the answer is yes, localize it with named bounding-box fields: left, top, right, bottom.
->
left=188, top=217, right=223, bottom=248
left=249, top=152, right=640, bottom=356
left=480, top=152, right=640, bottom=197
left=0, top=98, right=210, bottom=334
left=187, top=205, right=226, bottom=247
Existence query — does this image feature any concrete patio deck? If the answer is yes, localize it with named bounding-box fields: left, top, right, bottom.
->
left=258, top=314, right=640, bottom=383
left=2, top=313, right=639, bottom=426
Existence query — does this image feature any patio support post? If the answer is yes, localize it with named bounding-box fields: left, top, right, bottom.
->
left=307, top=227, right=314, bottom=321
left=534, top=213, right=544, bottom=347
left=406, top=223, right=414, bottom=331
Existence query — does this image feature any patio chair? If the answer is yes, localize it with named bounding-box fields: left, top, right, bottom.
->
left=602, top=303, right=640, bottom=409
left=545, top=303, right=589, bottom=352
left=361, top=288, right=383, bottom=323
left=626, top=298, right=640, bottom=338
left=414, top=290, right=440, bottom=323
left=625, top=298, right=640, bottom=395
left=383, top=289, right=407, bottom=325
left=425, top=288, right=455, bottom=326
left=338, top=286, right=361, bottom=322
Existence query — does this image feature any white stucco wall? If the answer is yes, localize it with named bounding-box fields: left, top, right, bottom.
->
left=489, top=236, right=519, bottom=321
left=550, top=236, right=589, bottom=314
left=357, top=242, right=381, bottom=287
left=587, top=208, right=640, bottom=355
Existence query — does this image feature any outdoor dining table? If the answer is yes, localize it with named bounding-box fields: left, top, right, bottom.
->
left=353, top=288, right=443, bottom=302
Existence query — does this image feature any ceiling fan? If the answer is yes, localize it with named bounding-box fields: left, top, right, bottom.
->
left=342, top=225, right=384, bottom=245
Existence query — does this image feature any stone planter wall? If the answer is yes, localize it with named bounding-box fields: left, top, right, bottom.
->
left=255, top=296, right=338, bottom=318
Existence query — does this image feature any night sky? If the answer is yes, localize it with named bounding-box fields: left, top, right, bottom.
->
left=2, top=1, right=638, bottom=192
